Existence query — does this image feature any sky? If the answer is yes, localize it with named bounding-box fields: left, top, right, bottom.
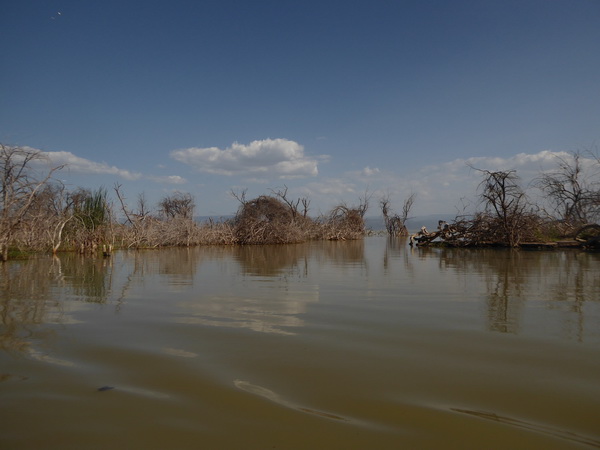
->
left=1, top=0, right=599, bottom=218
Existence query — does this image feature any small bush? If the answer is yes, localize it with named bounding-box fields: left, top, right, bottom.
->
left=234, top=196, right=307, bottom=244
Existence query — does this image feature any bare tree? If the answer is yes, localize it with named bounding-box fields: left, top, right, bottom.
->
left=534, top=151, right=600, bottom=227
left=0, top=144, right=63, bottom=261
left=21, top=182, right=75, bottom=253
left=380, top=192, right=415, bottom=236
left=270, top=185, right=311, bottom=219
left=357, top=187, right=371, bottom=218
left=114, top=184, right=136, bottom=225
left=159, top=192, right=195, bottom=219
left=270, top=185, right=300, bottom=218
left=136, top=193, right=151, bottom=220
left=300, top=197, right=310, bottom=218
left=401, top=193, right=416, bottom=223
left=230, top=188, right=248, bottom=205
left=114, top=184, right=149, bottom=248
left=475, top=168, right=530, bottom=246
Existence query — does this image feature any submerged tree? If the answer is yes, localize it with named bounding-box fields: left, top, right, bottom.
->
left=323, top=191, right=370, bottom=240
left=380, top=193, right=415, bottom=236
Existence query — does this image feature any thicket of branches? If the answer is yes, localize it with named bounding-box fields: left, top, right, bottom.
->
left=231, top=187, right=369, bottom=244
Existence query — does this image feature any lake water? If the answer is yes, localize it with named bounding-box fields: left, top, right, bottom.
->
left=1, top=237, right=600, bottom=449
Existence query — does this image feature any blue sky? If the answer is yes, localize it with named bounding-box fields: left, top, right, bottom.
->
left=2, top=0, right=599, bottom=217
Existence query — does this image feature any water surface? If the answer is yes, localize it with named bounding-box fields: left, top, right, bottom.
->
left=1, top=237, right=599, bottom=449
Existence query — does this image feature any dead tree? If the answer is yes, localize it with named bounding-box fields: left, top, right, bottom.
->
left=475, top=168, right=530, bottom=247
left=270, top=185, right=311, bottom=219
left=380, top=193, right=415, bottom=236
left=410, top=168, right=533, bottom=248
left=0, top=144, right=64, bottom=261
left=159, top=192, right=195, bottom=219
left=534, top=151, right=600, bottom=228
left=26, top=182, right=75, bottom=253
left=230, top=188, right=248, bottom=206
left=114, top=184, right=154, bottom=248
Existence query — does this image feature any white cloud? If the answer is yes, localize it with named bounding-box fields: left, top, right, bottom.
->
left=298, top=179, right=360, bottom=213
left=44, top=151, right=142, bottom=180
left=456, top=150, right=579, bottom=176
left=304, top=178, right=356, bottom=197
left=298, top=150, right=590, bottom=217
left=33, top=146, right=592, bottom=217
left=147, top=175, right=188, bottom=184
left=219, top=149, right=597, bottom=217
left=361, top=166, right=380, bottom=176
left=384, top=150, right=598, bottom=215
left=170, top=138, right=319, bottom=179
left=42, top=151, right=186, bottom=185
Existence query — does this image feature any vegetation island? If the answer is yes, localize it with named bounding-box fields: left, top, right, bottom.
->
left=1, top=143, right=599, bottom=261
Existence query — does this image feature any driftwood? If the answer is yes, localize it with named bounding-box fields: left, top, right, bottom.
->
left=573, top=224, right=600, bottom=248
left=410, top=219, right=600, bottom=249
left=409, top=221, right=458, bottom=246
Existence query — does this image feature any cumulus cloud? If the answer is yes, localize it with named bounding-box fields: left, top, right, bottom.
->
left=436, top=150, right=588, bottom=175
left=170, top=138, right=319, bottom=179
left=42, top=151, right=186, bottom=184
left=45, top=151, right=142, bottom=180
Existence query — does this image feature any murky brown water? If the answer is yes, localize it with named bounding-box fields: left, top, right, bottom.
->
left=1, top=237, right=600, bottom=449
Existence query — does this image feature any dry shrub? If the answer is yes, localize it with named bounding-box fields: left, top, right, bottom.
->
left=321, top=206, right=366, bottom=240
left=462, top=213, right=540, bottom=246
left=230, top=195, right=368, bottom=244
left=234, top=196, right=307, bottom=244
left=380, top=193, right=414, bottom=237
left=196, top=220, right=236, bottom=245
